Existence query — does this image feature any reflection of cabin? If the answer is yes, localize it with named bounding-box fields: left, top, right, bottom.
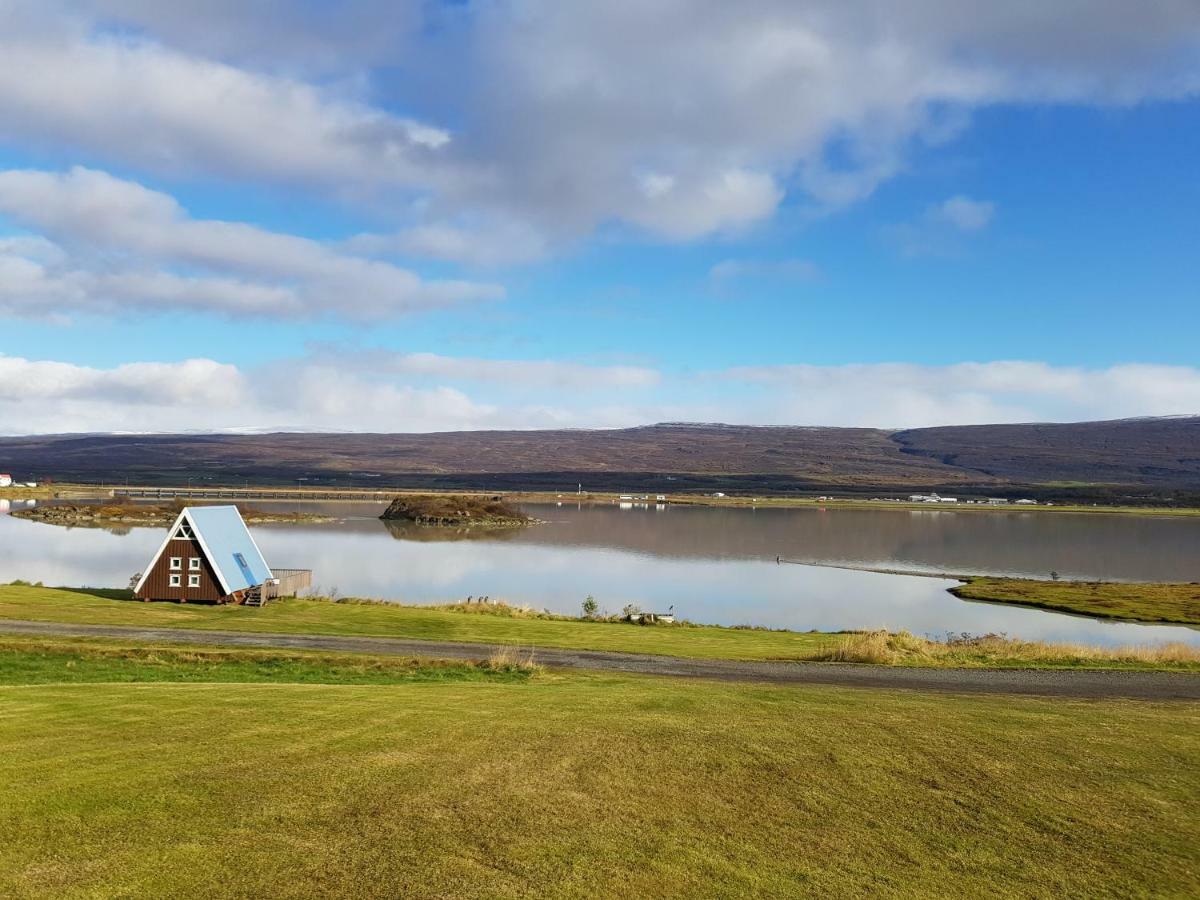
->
left=132, top=506, right=310, bottom=605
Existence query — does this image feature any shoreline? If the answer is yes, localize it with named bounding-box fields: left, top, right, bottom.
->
left=5, top=483, right=1200, bottom=517
left=5, top=502, right=1199, bottom=628
left=9, top=503, right=335, bottom=527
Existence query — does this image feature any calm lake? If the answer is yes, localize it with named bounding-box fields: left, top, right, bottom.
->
left=2, top=499, right=1198, bottom=646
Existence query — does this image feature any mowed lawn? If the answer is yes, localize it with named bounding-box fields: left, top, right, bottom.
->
left=0, top=584, right=837, bottom=660
left=0, top=651, right=1197, bottom=897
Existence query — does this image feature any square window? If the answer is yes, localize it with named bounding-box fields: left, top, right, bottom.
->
left=169, top=557, right=182, bottom=570
left=169, top=574, right=181, bottom=587
left=188, top=558, right=201, bottom=571
left=188, top=574, right=201, bottom=588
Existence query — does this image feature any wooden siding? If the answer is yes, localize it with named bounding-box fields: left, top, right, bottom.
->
left=135, top=536, right=226, bottom=602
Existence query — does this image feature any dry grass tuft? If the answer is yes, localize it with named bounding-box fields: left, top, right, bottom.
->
left=807, top=629, right=1200, bottom=669
left=485, top=645, right=543, bottom=673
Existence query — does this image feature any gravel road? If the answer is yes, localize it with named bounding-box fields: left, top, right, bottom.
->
left=2, top=619, right=1198, bottom=700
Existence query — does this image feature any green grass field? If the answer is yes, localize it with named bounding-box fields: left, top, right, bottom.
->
left=953, top=577, right=1200, bottom=626
left=3, top=583, right=1199, bottom=670
left=0, top=638, right=1197, bottom=898
left=0, top=637, right=535, bottom=686
left=0, top=583, right=837, bottom=660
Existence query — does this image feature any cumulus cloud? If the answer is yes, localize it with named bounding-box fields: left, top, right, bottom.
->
left=626, top=169, right=784, bottom=240
left=2, top=2, right=1197, bottom=248
left=345, top=220, right=551, bottom=267
left=2, top=353, right=1197, bottom=434
left=0, top=5, right=455, bottom=196
left=65, top=0, right=427, bottom=73
left=0, top=356, right=246, bottom=417
left=0, top=167, right=503, bottom=319
left=0, top=353, right=498, bottom=434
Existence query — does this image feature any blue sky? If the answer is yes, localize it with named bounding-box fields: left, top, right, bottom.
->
left=1, top=1, right=1199, bottom=433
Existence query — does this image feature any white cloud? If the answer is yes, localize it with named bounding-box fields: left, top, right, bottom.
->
left=346, top=220, right=551, bottom=267
left=2, top=2, right=1196, bottom=248
left=0, top=353, right=499, bottom=434
left=885, top=194, right=996, bottom=256
left=627, top=169, right=784, bottom=240
left=2, top=353, right=1197, bottom=434
left=66, top=0, right=427, bottom=73
left=723, top=361, right=1200, bottom=428
left=326, top=350, right=662, bottom=390
left=936, top=195, right=995, bottom=231
left=0, top=167, right=503, bottom=319
left=709, top=258, right=821, bottom=283
left=0, top=6, right=454, bottom=195
left=0, top=355, right=245, bottom=407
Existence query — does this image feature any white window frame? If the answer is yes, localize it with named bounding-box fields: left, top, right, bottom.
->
left=169, top=557, right=182, bottom=570
left=169, top=574, right=181, bottom=587
left=188, top=557, right=201, bottom=571
left=188, top=574, right=201, bottom=588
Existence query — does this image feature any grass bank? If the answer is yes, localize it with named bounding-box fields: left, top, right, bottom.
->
left=952, top=577, right=1200, bottom=626
left=3, top=583, right=1199, bottom=671
left=0, top=637, right=537, bottom=686
left=0, top=583, right=836, bottom=661
left=0, top=651, right=1197, bottom=898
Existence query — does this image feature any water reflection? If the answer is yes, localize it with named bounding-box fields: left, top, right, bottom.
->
left=1, top=500, right=1197, bottom=646
left=380, top=519, right=525, bottom=543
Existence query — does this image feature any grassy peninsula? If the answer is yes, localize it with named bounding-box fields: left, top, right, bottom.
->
left=952, top=577, right=1200, bottom=626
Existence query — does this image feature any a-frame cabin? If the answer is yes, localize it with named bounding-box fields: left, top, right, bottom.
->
left=133, top=506, right=274, bottom=604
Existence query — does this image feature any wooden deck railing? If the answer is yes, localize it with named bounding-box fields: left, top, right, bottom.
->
left=265, top=568, right=313, bottom=599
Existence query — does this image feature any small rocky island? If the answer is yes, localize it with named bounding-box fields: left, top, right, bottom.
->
left=379, top=494, right=533, bottom=527
left=12, top=502, right=334, bottom=527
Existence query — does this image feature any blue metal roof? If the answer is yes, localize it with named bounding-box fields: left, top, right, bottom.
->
left=184, top=506, right=272, bottom=593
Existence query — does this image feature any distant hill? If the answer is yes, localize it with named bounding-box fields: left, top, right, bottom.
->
left=893, top=417, right=1200, bottom=487
left=2, top=417, right=1199, bottom=501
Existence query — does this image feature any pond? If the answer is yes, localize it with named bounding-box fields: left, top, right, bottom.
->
left=1, top=498, right=1197, bottom=646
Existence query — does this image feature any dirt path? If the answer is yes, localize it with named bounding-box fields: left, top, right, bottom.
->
left=2, top=619, right=1198, bottom=699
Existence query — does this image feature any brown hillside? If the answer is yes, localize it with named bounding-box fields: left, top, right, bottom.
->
left=2, top=417, right=1198, bottom=495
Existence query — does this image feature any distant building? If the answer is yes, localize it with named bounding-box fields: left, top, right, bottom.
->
left=1014, top=499, right=1037, bottom=505
left=986, top=498, right=1009, bottom=505
left=0, top=474, right=11, bottom=487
